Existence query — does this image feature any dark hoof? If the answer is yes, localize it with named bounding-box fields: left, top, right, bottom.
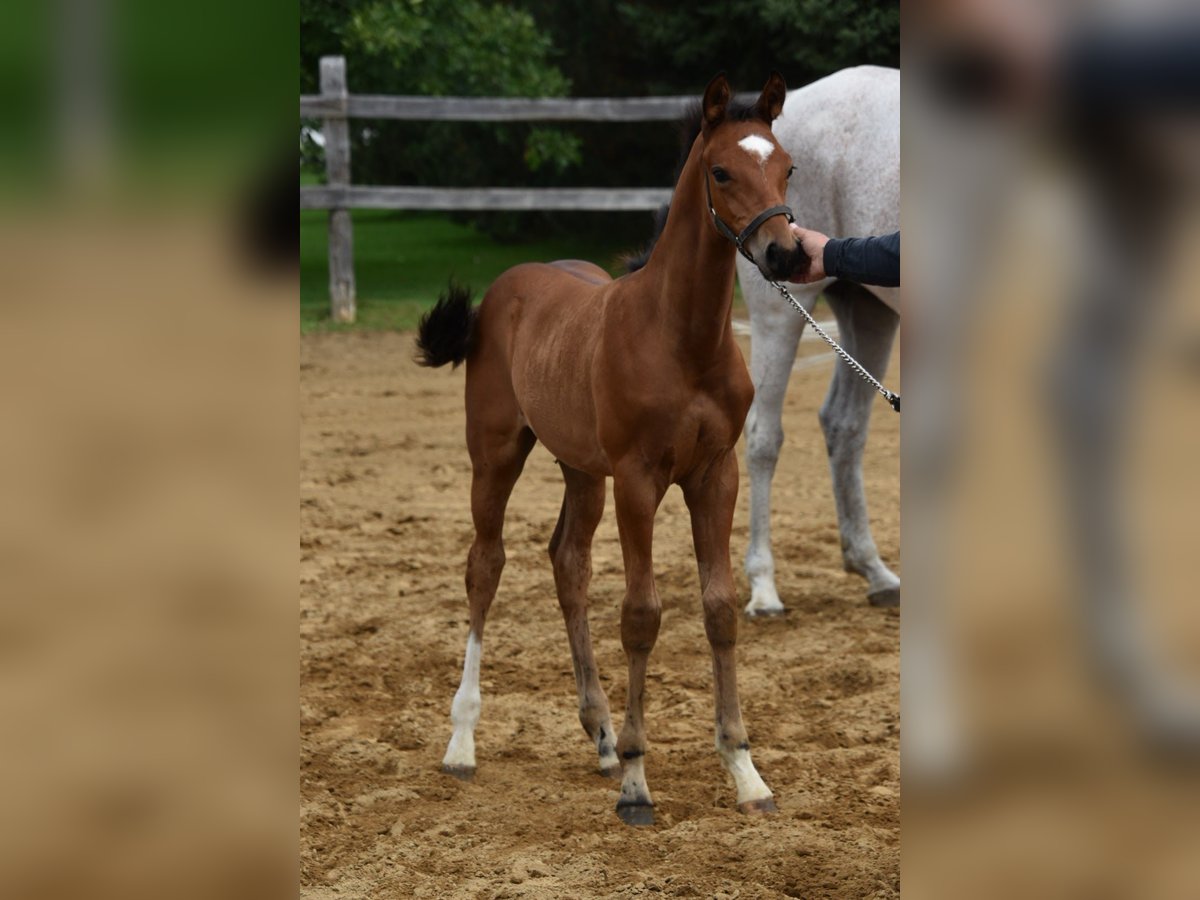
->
left=442, top=764, right=475, bottom=781
left=737, top=796, right=777, bottom=815
left=868, top=587, right=900, bottom=608
left=600, top=764, right=622, bottom=779
left=616, top=802, right=655, bottom=826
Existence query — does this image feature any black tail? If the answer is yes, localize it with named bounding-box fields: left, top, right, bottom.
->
left=416, top=281, right=477, bottom=368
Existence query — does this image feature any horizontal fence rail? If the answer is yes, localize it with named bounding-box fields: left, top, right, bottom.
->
left=300, top=94, right=716, bottom=122
left=300, top=186, right=675, bottom=212
left=303, top=55, right=722, bottom=322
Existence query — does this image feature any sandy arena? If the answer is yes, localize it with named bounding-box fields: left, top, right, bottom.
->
left=301, top=327, right=899, bottom=898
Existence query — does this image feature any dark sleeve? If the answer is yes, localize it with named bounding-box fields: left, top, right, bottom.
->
left=823, top=231, right=900, bottom=287
left=1062, top=25, right=1200, bottom=117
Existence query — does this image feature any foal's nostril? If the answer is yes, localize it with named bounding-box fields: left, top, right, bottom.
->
left=765, top=242, right=782, bottom=270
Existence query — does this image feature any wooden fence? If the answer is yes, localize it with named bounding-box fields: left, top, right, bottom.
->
left=301, top=55, right=721, bottom=323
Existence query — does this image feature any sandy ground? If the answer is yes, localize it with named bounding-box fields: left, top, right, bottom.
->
left=300, top=327, right=899, bottom=899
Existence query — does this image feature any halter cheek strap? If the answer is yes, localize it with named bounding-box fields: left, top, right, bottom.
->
left=705, top=173, right=794, bottom=264
left=704, top=174, right=900, bottom=415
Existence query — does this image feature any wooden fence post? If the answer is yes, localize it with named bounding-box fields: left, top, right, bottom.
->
left=320, top=56, right=356, bottom=323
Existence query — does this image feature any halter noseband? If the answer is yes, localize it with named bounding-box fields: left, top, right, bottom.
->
left=705, top=172, right=794, bottom=264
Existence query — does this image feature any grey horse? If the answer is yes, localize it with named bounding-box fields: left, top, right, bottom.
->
left=738, top=65, right=900, bottom=615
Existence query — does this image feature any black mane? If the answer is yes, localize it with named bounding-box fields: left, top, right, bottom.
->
left=623, top=96, right=762, bottom=273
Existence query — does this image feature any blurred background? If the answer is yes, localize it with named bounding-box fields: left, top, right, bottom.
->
left=0, top=1, right=295, bottom=899
left=904, top=1, right=1200, bottom=897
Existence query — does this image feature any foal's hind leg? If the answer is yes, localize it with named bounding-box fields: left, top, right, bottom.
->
left=442, top=424, right=536, bottom=779
left=684, top=453, right=774, bottom=813
left=549, top=464, right=619, bottom=777
left=821, top=284, right=900, bottom=607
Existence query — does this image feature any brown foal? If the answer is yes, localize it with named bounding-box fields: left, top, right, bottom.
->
left=417, top=72, right=805, bottom=825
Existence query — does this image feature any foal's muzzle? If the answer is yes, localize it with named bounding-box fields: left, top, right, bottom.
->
left=763, top=240, right=809, bottom=282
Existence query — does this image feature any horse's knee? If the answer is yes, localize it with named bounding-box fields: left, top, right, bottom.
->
left=746, top=409, right=784, bottom=469
left=702, top=591, right=739, bottom=649
left=620, top=591, right=661, bottom=653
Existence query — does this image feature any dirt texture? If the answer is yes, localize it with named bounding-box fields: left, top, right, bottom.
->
left=301, top=329, right=899, bottom=899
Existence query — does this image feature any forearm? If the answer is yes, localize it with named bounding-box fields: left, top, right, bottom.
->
left=823, top=231, right=901, bottom=287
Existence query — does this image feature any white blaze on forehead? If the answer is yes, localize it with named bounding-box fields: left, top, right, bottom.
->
left=738, top=134, right=774, bottom=163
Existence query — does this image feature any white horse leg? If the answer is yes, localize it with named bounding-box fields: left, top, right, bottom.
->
left=443, top=632, right=483, bottom=773
left=1047, top=202, right=1200, bottom=747
left=821, top=284, right=900, bottom=606
left=741, top=269, right=812, bottom=616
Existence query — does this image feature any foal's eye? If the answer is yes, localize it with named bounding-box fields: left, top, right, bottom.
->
left=787, top=165, right=796, bottom=179
left=711, top=167, right=731, bottom=184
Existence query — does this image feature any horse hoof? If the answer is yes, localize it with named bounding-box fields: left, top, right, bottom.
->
left=745, top=606, right=786, bottom=620
left=600, top=763, right=622, bottom=779
left=737, top=796, right=777, bottom=815
left=868, top=587, right=900, bottom=608
left=615, top=802, right=655, bottom=826
left=442, top=764, right=475, bottom=781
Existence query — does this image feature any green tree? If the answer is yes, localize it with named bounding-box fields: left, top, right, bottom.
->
left=613, top=0, right=899, bottom=92
left=301, top=0, right=582, bottom=230
left=514, top=0, right=899, bottom=194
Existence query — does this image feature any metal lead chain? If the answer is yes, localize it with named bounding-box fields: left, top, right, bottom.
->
left=769, top=280, right=900, bottom=413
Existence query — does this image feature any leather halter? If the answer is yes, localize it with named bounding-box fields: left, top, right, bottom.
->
left=704, top=172, right=794, bottom=264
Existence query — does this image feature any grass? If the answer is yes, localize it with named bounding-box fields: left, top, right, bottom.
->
left=300, top=210, right=644, bottom=333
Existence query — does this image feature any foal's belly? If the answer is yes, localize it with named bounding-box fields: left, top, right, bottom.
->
left=516, top=385, right=612, bottom=477
left=509, top=312, right=612, bottom=477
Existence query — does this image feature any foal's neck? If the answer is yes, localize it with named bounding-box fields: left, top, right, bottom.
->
left=642, top=139, right=739, bottom=361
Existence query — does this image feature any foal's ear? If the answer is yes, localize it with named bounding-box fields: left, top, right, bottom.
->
left=702, top=72, right=731, bottom=132
left=755, top=71, right=788, bottom=123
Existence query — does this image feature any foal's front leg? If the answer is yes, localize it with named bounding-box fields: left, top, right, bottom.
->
left=684, top=453, right=775, bottom=813
left=611, top=465, right=667, bottom=826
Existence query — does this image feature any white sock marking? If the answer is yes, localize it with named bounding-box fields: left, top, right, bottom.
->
left=618, top=757, right=652, bottom=805
left=746, top=578, right=785, bottom=616
left=443, top=632, right=482, bottom=769
left=738, top=134, right=774, bottom=164
left=718, top=742, right=772, bottom=804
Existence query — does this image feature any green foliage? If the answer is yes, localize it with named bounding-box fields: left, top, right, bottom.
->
left=612, top=0, right=899, bottom=91
left=300, top=0, right=582, bottom=232
left=346, top=0, right=567, bottom=97
left=523, top=128, right=583, bottom=173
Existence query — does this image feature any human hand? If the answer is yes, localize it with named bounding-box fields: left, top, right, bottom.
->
left=788, top=225, right=829, bottom=283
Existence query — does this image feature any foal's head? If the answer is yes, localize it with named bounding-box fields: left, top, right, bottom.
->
left=699, top=72, right=806, bottom=282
